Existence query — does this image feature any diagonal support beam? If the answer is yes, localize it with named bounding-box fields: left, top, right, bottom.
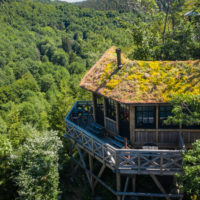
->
left=122, top=176, right=130, bottom=200
left=150, top=175, right=171, bottom=200
left=76, top=145, right=92, bottom=189
left=94, top=164, right=106, bottom=189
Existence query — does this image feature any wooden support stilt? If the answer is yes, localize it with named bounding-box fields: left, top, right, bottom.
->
left=89, top=154, right=94, bottom=194
left=94, top=164, right=106, bottom=189
left=76, top=146, right=92, bottom=189
left=150, top=175, right=171, bottom=200
left=173, top=176, right=180, bottom=195
left=66, top=154, right=184, bottom=200
left=116, top=173, right=121, bottom=200
left=122, top=176, right=130, bottom=200
left=132, top=175, right=136, bottom=192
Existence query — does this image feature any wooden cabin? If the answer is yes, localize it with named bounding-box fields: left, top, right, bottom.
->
left=65, top=46, right=200, bottom=200
left=80, top=47, right=200, bottom=149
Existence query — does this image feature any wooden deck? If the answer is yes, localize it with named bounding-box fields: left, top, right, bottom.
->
left=65, top=101, right=183, bottom=176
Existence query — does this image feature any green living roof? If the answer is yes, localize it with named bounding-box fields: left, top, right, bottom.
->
left=80, top=46, right=200, bottom=104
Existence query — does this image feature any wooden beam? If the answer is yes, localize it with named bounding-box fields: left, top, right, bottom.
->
left=116, top=102, right=119, bottom=135
left=70, top=154, right=116, bottom=195
left=76, top=146, right=92, bottom=189
left=150, top=175, right=171, bottom=200
left=129, top=105, right=135, bottom=146
left=132, top=175, right=136, bottom=192
left=122, top=176, right=130, bottom=200
left=103, top=97, right=107, bottom=130
left=156, top=105, right=159, bottom=145
left=116, top=173, right=121, bottom=200
left=64, top=154, right=183, bottom=199
left=92, top=93, right=96, bottom=122
left=94, top=164, right=106, bottom=189
left=89, top=154, right=94, bottom=194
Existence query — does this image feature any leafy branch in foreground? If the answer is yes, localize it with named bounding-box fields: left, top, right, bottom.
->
left=165, top=94, right=200, bottom=127
left=178, top=140, right=200, bottom=200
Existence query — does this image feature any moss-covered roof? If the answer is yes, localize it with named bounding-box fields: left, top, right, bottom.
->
left=80, top=46, right=200, bottom=104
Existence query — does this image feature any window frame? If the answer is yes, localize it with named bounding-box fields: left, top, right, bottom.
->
left=135, top=106, right=156, bottom=129
left=94, top=94, right=104, bottom=126
left=105, top=98, right=116, bottom=121
left=158, top=106, right=179, bottom=129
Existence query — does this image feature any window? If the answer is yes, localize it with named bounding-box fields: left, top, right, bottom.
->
left=105, top=98, right=116, bottom=121
left=119, top=104, right=130, bottom=139
left=95, top=94, right=104, bottom=126
left=119, top=104, right=129, bottom=122
left=159, top=106, right=179, bottom=129
left=135, top=106, right=156, bottom=128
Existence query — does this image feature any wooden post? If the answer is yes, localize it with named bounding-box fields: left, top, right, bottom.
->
left=103, top=97, right=107, bottom=129
left=116, top=102, right=119, bottom=135
left=150, top=175, right=171, bottom=200
left=156, top=105, right=159, bottom=145
left=94, top=164, right=106, bottom=189
left=92, top=93, right=96, bottom=122
left=132, top=175, right=136, bottom=192
left=76, top=146, right=92, bottom=188
left=116, top=173, right=121, bottom=200
left=89, top=154, right=94, bottom=194
left=122, top=176, right=130, bottom=200
left=130, top=105, right=135, bottom=146
left=173, top=176, right=180, bottom=194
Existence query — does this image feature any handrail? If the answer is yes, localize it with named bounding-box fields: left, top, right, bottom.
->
left=65, top=101, right=183, bottom=175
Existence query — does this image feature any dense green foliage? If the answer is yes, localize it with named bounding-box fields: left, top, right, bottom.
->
left=0, top=0, right=199, bottom=199
left=179, top=140, right=200, bottom=200
left=166, top=95, right=200, bottom=126
left=14, top=127, right=62, bottom=200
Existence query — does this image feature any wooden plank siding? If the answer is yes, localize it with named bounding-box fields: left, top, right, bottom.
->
left=91, top=95, right=200, bottom=148
left=105, top=117, right=117, bottom=135
left=92, top=93, right=96, bottom=123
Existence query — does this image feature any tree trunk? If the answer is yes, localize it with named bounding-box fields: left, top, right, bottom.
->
left=162, top=0, right=170, bottom=44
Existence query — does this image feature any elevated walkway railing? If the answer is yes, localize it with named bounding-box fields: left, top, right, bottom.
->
left=65, top=101, right=183, bottom=175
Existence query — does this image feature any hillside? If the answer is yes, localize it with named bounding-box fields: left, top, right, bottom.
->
left=0, top=0, right=199, bottom=199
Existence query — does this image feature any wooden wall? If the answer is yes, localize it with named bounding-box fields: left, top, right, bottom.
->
left=92, top=94, right=200, bottom=149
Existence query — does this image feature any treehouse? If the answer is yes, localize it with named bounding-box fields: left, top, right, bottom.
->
left=65, top=47, right=200, bottom=200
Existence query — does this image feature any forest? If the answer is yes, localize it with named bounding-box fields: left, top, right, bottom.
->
left=0, top=0, right=199, bottom=199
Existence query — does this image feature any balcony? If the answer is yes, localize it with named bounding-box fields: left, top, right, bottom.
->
left=65, top=101, right=183, bottom=175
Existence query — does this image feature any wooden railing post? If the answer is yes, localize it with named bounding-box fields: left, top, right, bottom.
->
left=116, top=102, right=119, bottom=135
left=92, top=93, right=96, bottom=122
left=130, top=106, right=135, bottom=146
left=160, top=152, right=163, bottom=175
left=138, top=152, right=141, bottom=174
left=116, top=173, right=121, bottom=200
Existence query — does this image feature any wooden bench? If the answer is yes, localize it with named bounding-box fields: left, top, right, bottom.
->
left=87, top=126, right=103, bottom=135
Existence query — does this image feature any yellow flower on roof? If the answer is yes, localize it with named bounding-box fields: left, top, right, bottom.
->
left=106, top=79, right=121, bottom=89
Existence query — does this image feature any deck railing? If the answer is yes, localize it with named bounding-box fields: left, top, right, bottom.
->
left=65, top=101, right=183, bottom=175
